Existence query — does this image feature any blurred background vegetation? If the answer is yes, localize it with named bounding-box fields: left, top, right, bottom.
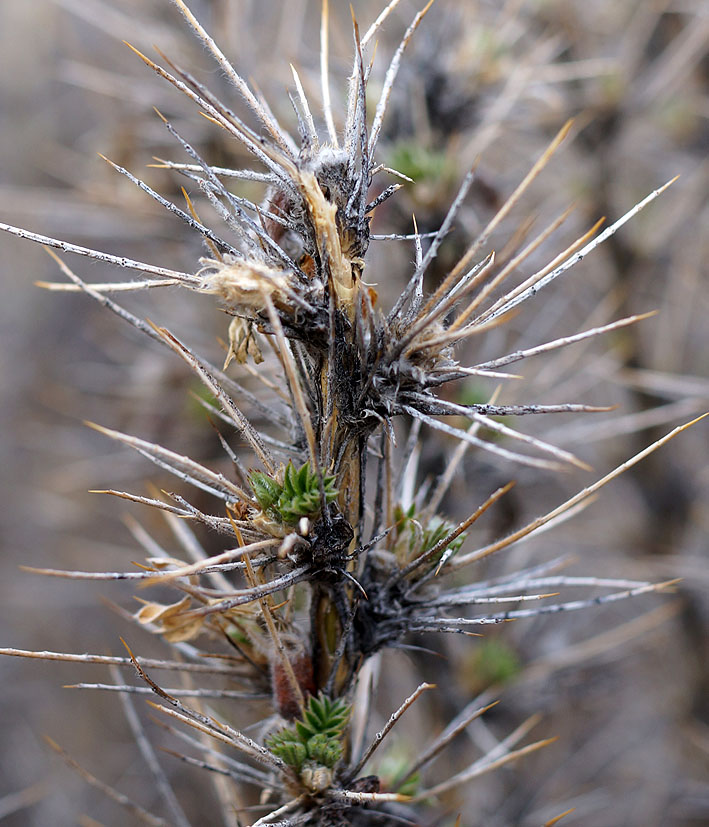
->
left=0, top=1, right=707, bottom=824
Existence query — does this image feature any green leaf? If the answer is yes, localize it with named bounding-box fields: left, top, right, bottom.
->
left=271, top=739, right=307, bottom=770
left=266, top=694, right=350, bottom=777
left=388, top=141, right=455, bottom=186
left=465, top=640, right=521, bottom=694
left=295, top=719, right=316, bottom=741
left=304, top=708, right=322, bottom=730
left=249, top=471, right=282, bottom=513
left=274, top=463, right=338, bottom=524
left=307, top=733, right=343, bottom=768
left=282, top=462, right=296, bottom=497
left=392, top=504, right=466, bottom=565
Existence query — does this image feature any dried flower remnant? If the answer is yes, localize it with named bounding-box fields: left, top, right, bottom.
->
left=0, top=0, right=704, bottom=824
left=134, top=596, right=205, bottom=644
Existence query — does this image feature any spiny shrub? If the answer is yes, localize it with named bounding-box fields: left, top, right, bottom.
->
left=0, top=0, right=702, bottom=824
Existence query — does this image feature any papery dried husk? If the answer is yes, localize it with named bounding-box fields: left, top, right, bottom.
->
left=225, top=316, right=263, bottom=367
left=200, top=256, right=292, bottom=311
left=135, top=596, right=206, bottom=642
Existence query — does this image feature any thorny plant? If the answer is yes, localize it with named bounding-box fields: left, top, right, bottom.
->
left=0, top=1, right=705, bottom=825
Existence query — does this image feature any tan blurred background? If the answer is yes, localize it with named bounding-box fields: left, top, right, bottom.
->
left=1, top=1, right=708, bottom=824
